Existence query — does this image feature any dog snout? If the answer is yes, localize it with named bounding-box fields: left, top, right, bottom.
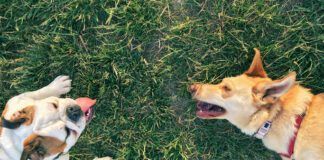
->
left=66, top=106, right=83, bottom=122
left=189, top=84, right=200, bottom=95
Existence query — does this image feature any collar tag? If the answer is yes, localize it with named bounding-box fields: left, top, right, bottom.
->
left=255, top=121, right=272, bottom=139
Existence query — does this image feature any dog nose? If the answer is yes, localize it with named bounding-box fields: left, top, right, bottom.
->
left=66, top=106, right=83, bottom=122
left=189, top=84, right=200, bottom=94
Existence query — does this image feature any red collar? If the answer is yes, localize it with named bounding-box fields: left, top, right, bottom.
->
left=279, top=115, right=304, bottom=159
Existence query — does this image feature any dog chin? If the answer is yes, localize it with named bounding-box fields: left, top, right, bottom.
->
left=65, top=119, right=86, bottom=135
left=196, top=111, right=225, bottom=119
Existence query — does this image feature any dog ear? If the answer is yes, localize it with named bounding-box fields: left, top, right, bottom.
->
left=1, top=116, right=26, bottom=129
left=1, top=106, right=35, bottom=129
left=245, top=48, right=267, bottom=78
left=261, top=72, right=296, bottom=101
left=21, top=134, right=45, bottom=160
left=21, top=133, right=67, bottom=160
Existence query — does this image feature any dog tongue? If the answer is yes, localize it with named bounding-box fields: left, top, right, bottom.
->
left=75, top=97, right=96, bottom=112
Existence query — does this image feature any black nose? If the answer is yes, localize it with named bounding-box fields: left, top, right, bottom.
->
left=66, top=106, right=82, bottom=122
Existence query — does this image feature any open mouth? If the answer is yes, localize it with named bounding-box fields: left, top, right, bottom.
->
left=76, top=97, right=96, bottom=123
left=84, top=107, right=94, bottom=122
left=196, top=101, right=226, bottom=118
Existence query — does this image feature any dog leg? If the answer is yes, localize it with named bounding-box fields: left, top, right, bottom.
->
left=19, top=75, right=72, bottom=100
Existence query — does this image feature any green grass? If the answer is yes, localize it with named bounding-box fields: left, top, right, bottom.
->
left=0, top=0, right=323, bottom=159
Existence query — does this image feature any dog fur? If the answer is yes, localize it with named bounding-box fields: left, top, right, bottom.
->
left=190, top=48, right=323, bottom=160
left=0, top=76, right=93, bottom=160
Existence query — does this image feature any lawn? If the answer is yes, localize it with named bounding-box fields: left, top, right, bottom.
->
left=0, top=0, right=323, bottom=159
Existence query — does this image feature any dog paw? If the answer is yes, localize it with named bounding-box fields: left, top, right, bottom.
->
left=47, top=75, right=72, bottom=96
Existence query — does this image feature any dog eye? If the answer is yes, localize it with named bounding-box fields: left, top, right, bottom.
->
left=52, top=103, right=58, bottom=109
left=222, top=85, right=231, bottom=92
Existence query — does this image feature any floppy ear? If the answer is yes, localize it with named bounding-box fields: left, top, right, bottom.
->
left=245, top=48, right=267, bottom=78
left=21, top=134, right=45, bottom=160
left=262, top=72, right=296, bottom=100
left=1, top=116, right=26, bottom=129
left=21, top=133, right=67, bottom=160
left=1, top=106, right=35, bottom=129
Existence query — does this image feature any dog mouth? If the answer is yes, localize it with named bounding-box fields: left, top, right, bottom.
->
left=76, top=97, right=96, bottom=123
left=196, top=101, right=226, bottom=118
left=82, top=107, right=94, bottom=123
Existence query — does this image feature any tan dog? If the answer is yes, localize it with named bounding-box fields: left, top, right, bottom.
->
left=189, top=49, right=323, bottom=160
left=0, top=76, right=96, bottom=160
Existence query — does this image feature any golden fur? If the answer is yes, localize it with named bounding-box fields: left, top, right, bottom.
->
left=190, top=48, right=323, bottom=160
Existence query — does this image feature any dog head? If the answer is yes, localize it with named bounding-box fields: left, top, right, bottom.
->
left=49, top=97, right=96, bottom=134
left=189, top=49, right=296, bottom=130
left=1, top=97, right=96, bottom=160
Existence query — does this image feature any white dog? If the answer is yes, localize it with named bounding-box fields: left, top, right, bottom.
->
left=0, top=76, right=96, bottom=160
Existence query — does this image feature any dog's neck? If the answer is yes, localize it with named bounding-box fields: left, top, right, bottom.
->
left=243, top=85, right=313, bottom=153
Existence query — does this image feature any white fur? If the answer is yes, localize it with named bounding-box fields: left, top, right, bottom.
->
left=0, top=76, right=87, bottom=160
